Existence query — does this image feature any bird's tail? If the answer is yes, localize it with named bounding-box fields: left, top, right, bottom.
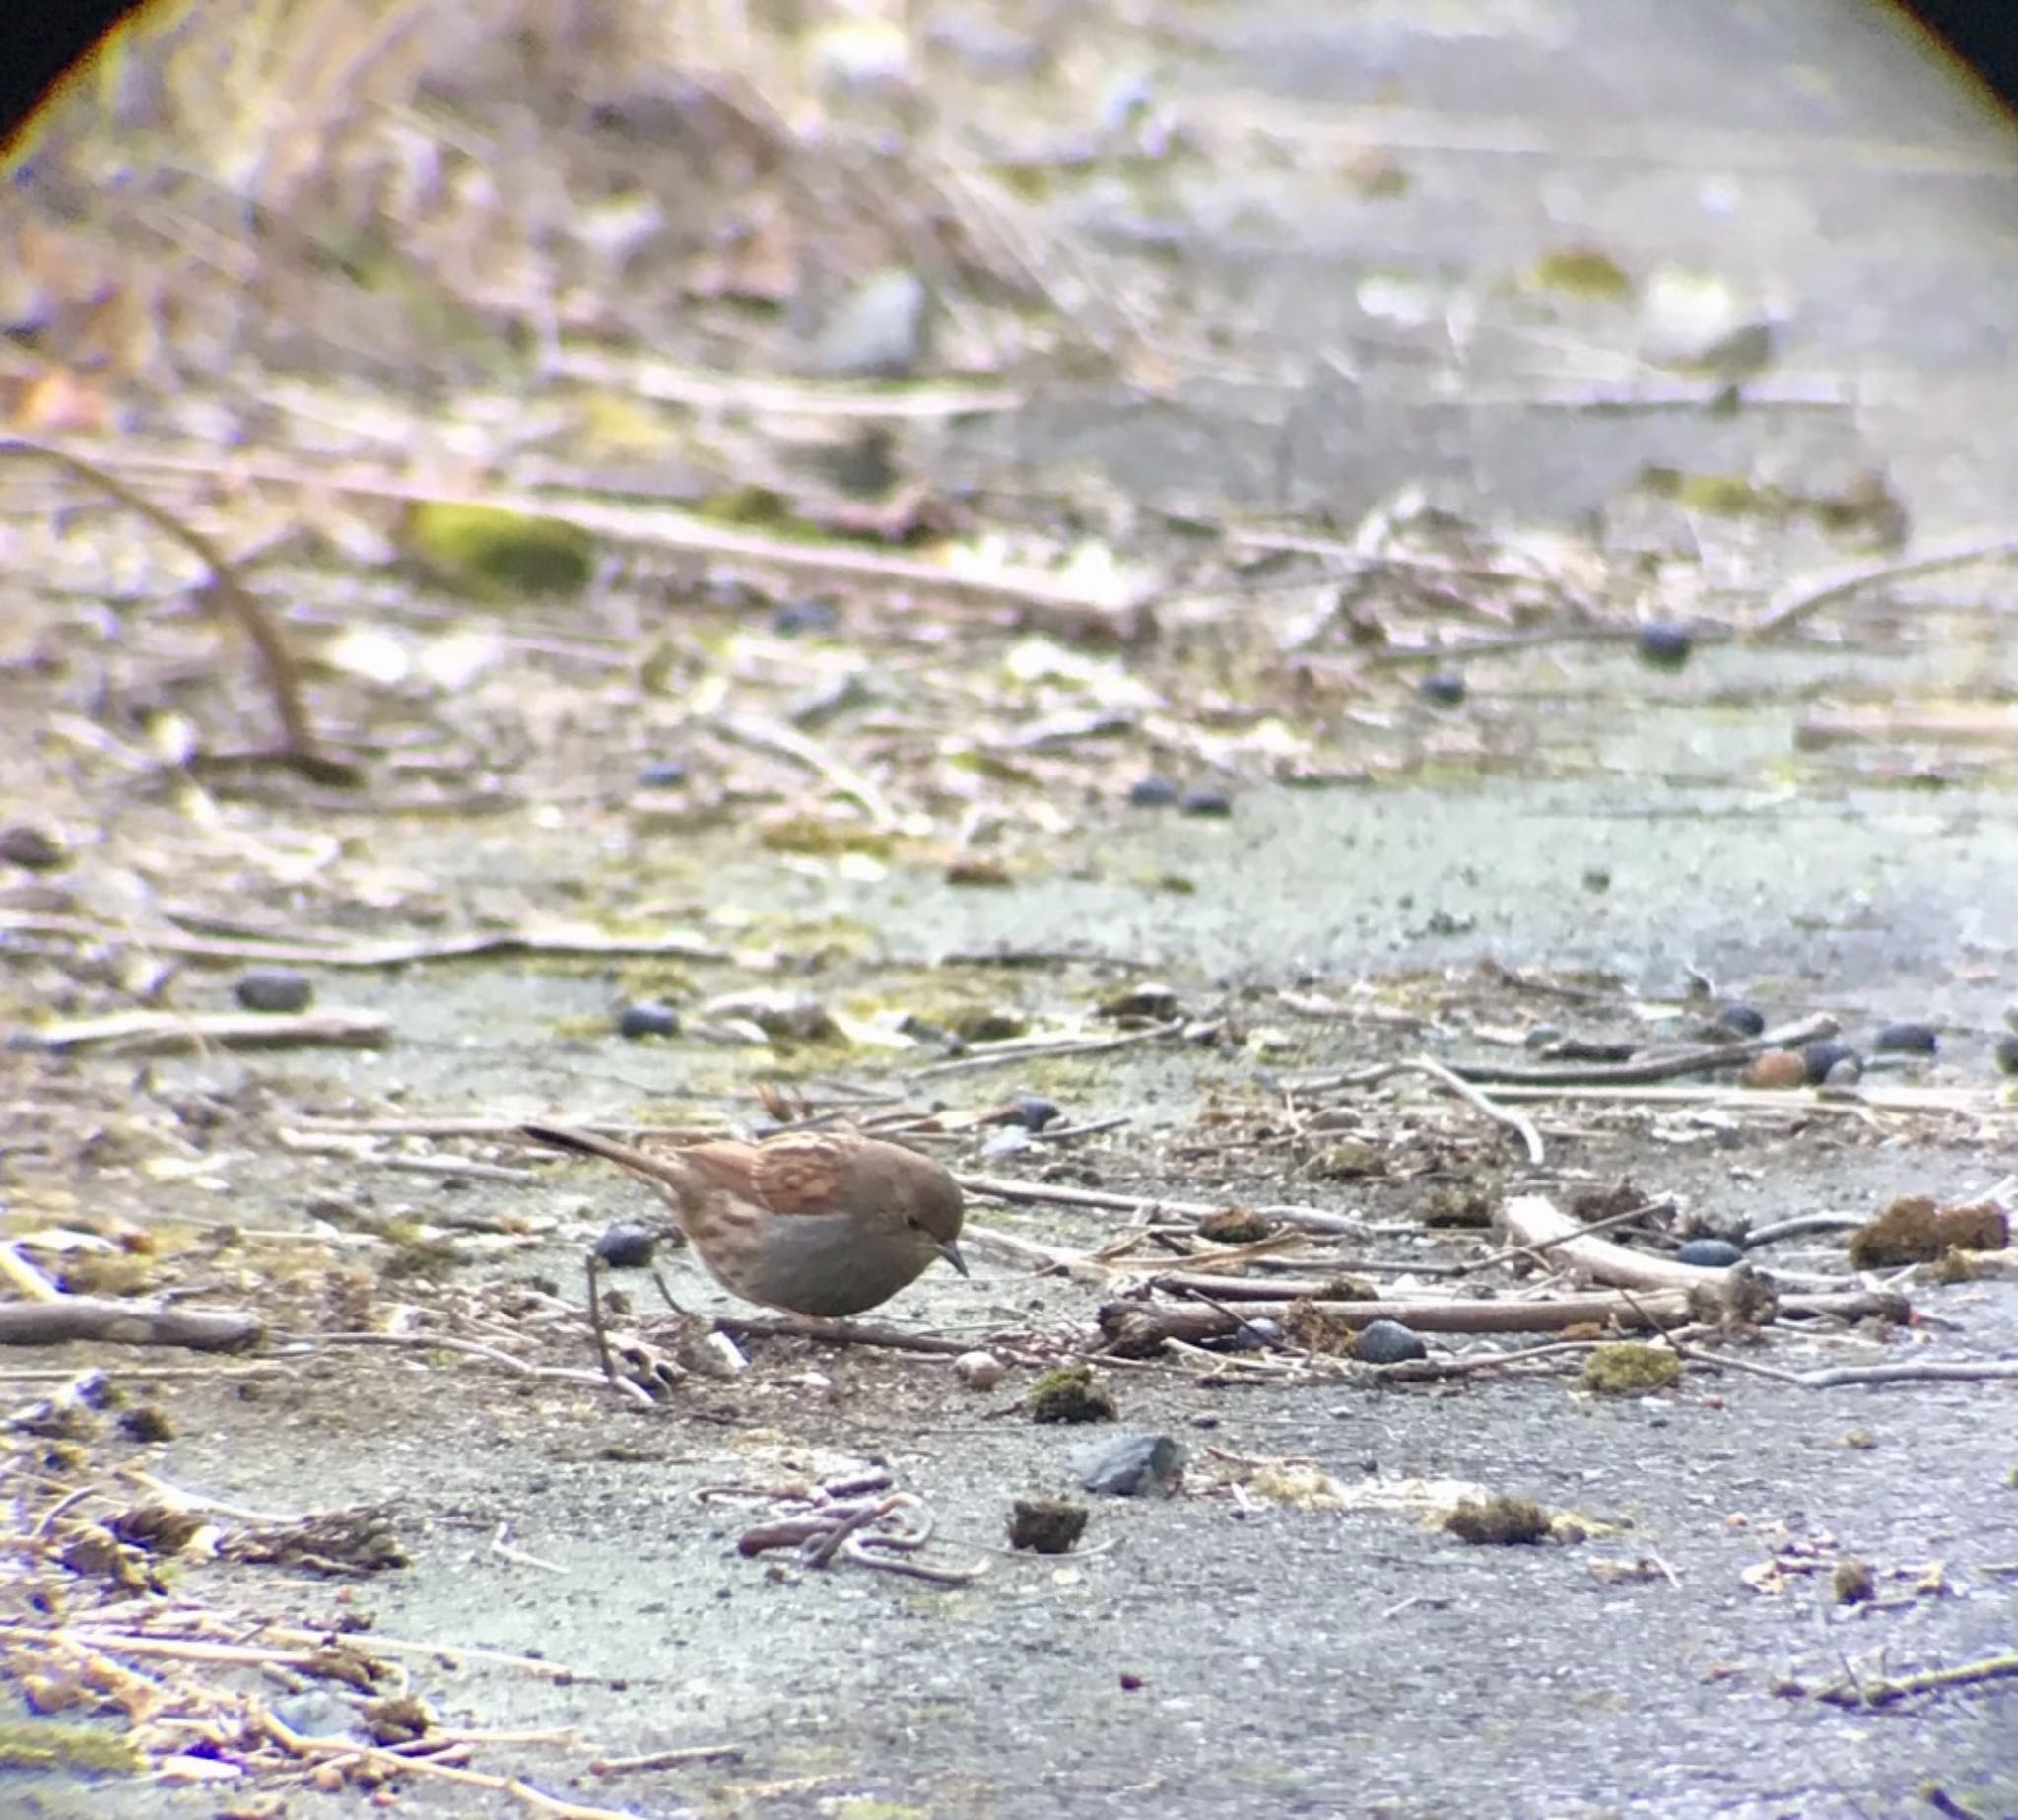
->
left=519, top=1122, right=661, bottom=1172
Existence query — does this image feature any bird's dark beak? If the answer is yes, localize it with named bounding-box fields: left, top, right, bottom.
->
left=938, top=1240, right=970, bottom=1278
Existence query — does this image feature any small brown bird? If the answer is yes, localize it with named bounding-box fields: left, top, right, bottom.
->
left=520, top=1123, right=968, bottom=1318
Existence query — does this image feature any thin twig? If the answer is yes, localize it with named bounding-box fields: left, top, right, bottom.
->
left=0, top=436, right=356, bottom=782
left=913, top=1022, right=1182, bottom=1079
left=1398, top=1055, right=1546, bottom=1164
left=1754, top=535, right=2018, bottom=637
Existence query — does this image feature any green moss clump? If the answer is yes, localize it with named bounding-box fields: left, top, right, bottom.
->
left=1422, top=1187, right=1493, bottom=1228
left=1848, top=1195, right=2007, bottom=1269
left=1028, top=1364, right=1116, bottom=1425
left=1831, top=1559, right=1876, bottom=1605
left=1581, top=1342, right=1682, bottom=1395
left=1528, top=247, right=1634, bottom=301
left=403, top=501, right=593, bottom=597
left=1444, top=1496, right=1551, bottom=1545
left=0, top=1719, right=142, bottom=1773
left=947, top=1007, right=1028, bottom=1044
left=1195, top=1208, right=1274, bottom=1245
left=758, top=816, right=897, bottom=859
left=1311, top=1139, right=1384, bottom=1180
left=1007, top=1498, right=1089, bottom=1554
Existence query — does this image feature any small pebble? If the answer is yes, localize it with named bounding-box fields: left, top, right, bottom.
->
left=1874, top=1021, right=1938, bottom=1056
left=637, top=758, right=689, bottom=788
left=812, top=268, right=929, bottom=377
left=1523, top=1023, right=1565, bottom=1051
left=1070, top=1432, right=1184, bottom=1497
left=1418, top=670, right=1467, bottom=708
left=1823, top=1055, right=1863, bottom=1089
left=980, top=1127, right=1033, bottom=1163
left=1675, top=1238, right=1745, bottom=1268
left=616, top=1001, right=681, bottom=1040
left=1744, top=1047, right=1807, bottom=1090
left=955, top=1349, right=1005, bottom=1391
left=770, top=598, right=840, bottom=637
left=0, top=824, right=67, bottom=871
left=595, top=1225, right=659, bottom=1269
left=1009, top=1095, right=1061, bottom=1131
left=1354, top=1318, right=1427, bottom=1365
left=235, top=967, right=312, bottom=1013
left=1715, top=1001, right=1766, bottom=1037
left=1178, top=788, right=1233, bottom=818
left=1801, top=1040, right=1860, bottom=1086
left=1636, top=622, right=1693, bottom=670
left=1126, top=776, right=1180, bottom=808
left=1995, top=1033, right=2018, bottom=1077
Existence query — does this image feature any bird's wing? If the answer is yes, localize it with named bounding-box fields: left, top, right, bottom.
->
left=677, top=1134, right=848, bottom=1217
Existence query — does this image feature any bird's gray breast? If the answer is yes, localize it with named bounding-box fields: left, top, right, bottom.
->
left=737, top=1212, right=924, bottom=1316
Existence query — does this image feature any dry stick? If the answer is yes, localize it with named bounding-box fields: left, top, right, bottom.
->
left=550, top=343, right=1018, bottom=421
left=1105, top=1285, right=1902, bottom=1345
left=258, top=1703, right=640, bottom=1820
left=913, top=1022, right=1183, bottom=1080
left=0, top=1298, right=262, bottom=1352
left=1396, top=1055, right=1546, bottom=1165
left=1499, top=1192, right=1754, bottom=1296
left=30, top=1007, right=389, bottom=1055
left=581, top=1254, right=658, bottom=1409
left=1483, top=1080, right=1999, bottom=1114
left=1753, top=534, right=2018, bottom=638
left=0, top=437, right=355, bottom=784
left=1460, top=1197, right=1675, bottom=1277
left=0, top=913, right=727, bottom=970
left=715, top=712, right=898, bottom=829
left=92, top=450, right=1150, bottom=632
left=590, top=1744, right=746, bottom=1775
left=960, top=1173, right=1371, bottom=1239
left=711, top=1314, right=976, bottom=1357
left=944, top=1222, right=1111, bottom=1283
left=1819, top=1651, right=2018, bottom=1708
left=1379, top=1336, right=1625, bottom=1382
left=287, top=1328, right=610, bottom=1390
left=1690, top=1351, right=2018, bottom=1391
left=1439, top=1015, right=1839, bottom=1089
left=0, top=1244, right=63, bottom=1303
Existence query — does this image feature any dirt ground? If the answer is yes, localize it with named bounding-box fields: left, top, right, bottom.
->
left=4, top=2, right=2018, bottom=1818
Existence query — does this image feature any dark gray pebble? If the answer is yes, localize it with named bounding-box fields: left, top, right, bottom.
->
left=1071, top=1432, right=1185, bottom=1497
left=770, top=599, right=840, bottom=637
left=637, top=759, right=689, bottom=788
left=617, top=1002, right=681, bottom=1040
left=1636, top=622, right=1693, bottom=670
left=595, top=1224, right=659, bottom=1269
left=1801, top=1039, right=1860, bottom=1085
left=1874, top=1021, right=1938, bottom=1056
left=0, top=824, right=67, bottom=871
left=1126, top=776, right=1180, bottom=808
left=1179, top=788, right=1233, bottom=818
left=235, top=967, right=312, bottom=1013
left=1011, top=1094, right=1061, bottom=1130
left=1675, top=1238, right=1745, bottom=1267
left=1715, top=1002, right=1766, bottom=1037
left=1418, top=671, right=1467, bottom=707
left=1996, top=1034, right=2018, bottom=1077
left=1355, top=1318, right=1427, bottom=1364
